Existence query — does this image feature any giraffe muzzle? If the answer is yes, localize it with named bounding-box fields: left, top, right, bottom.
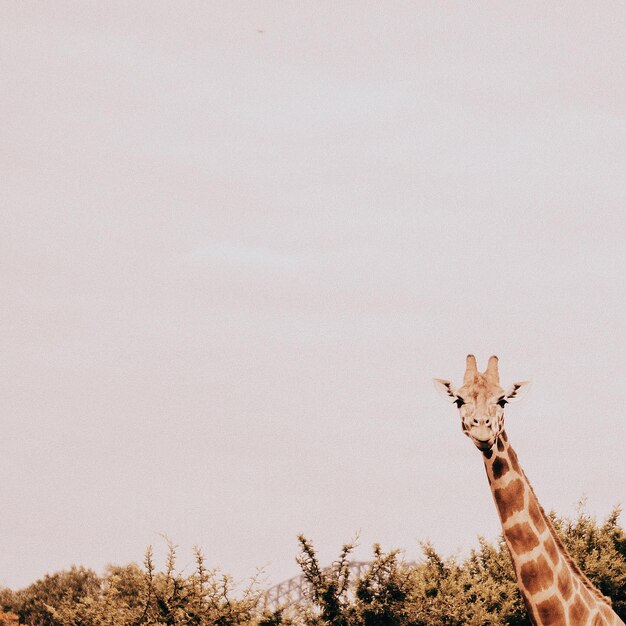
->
left=469, top=425, right=494, bottom=449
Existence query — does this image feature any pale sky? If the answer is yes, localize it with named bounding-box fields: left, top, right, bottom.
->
left=1, top=2, right=625, bottom=590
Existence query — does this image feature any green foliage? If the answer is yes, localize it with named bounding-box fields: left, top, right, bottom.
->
left=0, top=505, right=623, bottom=625
left=10, top=566, right=100, bottom=626
left=291, top=505, right=625, bottom=626
left=294, top=537, right=528, bottom=626
left=295, top=535, right=357, bottom=626
left=406, top=539, right=529, bottom=626
left=354, top=544, right=414, bottom=626
left=1, top=543, right=268, bottom=626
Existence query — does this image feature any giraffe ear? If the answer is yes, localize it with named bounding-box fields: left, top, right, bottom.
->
left=433, top=378, right=459, bottom=403
left=503, top=381, right=531, bottom=403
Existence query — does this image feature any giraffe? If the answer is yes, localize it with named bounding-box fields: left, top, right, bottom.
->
left=434, top=355, right=624, bottom=626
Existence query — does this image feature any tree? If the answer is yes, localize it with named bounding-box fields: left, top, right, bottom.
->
left=13, top=566, right=100, bottom=626
left=0, top=611, right=19, bottom=626
left=295, top=535, right=357, bottom=626
left=353, top=544, right=414, bottom=626
left=291, top=504, right=625, bottom=625
left=0, top=504, right=623, bottom=625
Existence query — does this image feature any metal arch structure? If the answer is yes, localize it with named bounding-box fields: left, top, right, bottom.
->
left=263, top=560, right=417, bottom=611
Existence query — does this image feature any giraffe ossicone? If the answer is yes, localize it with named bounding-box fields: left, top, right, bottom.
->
left=434, top=355, right=624, bottom=626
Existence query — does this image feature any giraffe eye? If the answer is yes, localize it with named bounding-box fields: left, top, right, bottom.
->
left=497, top=396, right=508, bottom=408
left=454, top=396, right=465, bottom=408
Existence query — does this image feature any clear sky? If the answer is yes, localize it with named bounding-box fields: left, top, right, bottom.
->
left=1, top=1, right=625, bottom=590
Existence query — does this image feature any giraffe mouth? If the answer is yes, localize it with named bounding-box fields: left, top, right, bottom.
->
left=469, top=426, right=494, bottom=450
left=474, top=438, right=493, bottom=451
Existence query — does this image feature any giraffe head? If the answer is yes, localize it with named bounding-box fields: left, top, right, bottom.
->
left=434, top=355, right=530, bottom=452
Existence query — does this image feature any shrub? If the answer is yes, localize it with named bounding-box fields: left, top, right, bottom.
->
left=0, top=504, right=622, bottom=625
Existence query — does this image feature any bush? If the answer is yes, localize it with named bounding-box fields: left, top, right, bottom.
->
left=0, top=505, right=623, bottom=625
left=290, top=505, right=625, bottom=626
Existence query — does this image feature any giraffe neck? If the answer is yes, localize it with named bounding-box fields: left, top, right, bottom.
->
left=482, top=431, right=623, bottom=626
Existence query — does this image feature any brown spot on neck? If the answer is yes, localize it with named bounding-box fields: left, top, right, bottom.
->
left=557, top=566, right=573, bottom=601
left=508, top=445, right=522, bottom=473
left=494, top=478, right=525, bottom=523
left=528, top=498, right=546, bottom=533
left=520, top=555, right=554, bottom=595
left=492, top=456, right=510, bottom=480
left=544, top=536, right=560, bottom=566
left=568, top=595, right=589, bottom=623
left=536, top=595, right=566, bottom=626
left=506, top=522, right=539, bottom=555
